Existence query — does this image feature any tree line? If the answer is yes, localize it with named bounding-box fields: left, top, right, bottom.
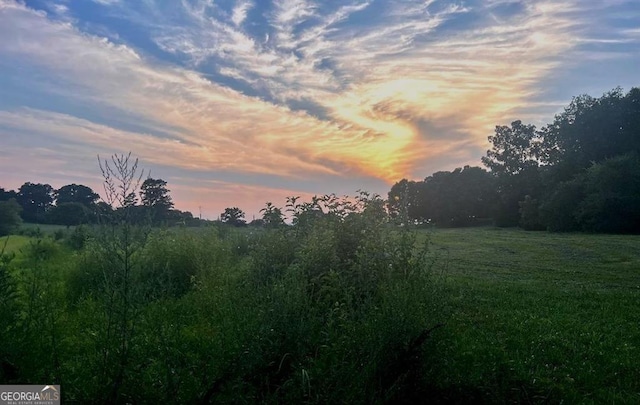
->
left=388, top=86, right=640, bottom=233
left=2, top=86, right=638, bottom=235
left=0, top=178, right=201, bottom=235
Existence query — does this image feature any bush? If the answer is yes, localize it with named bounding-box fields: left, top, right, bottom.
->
left=66, top=225, right=90, bottom=250
left=575, top=153, right=640, bottom=233
left=0, top=199, right=22, bottom=236
left=0, top=246, right=18, bottom=382
left=213, top=194, right=441, bottom=402
left=519, top=195, right=545, bottom=231
left=539, top=180, right=585, bottom=232
left=6, top=192, right=444, bottom=403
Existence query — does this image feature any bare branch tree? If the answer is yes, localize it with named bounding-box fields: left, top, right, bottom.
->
left=98, top=152, right=146, bottom=208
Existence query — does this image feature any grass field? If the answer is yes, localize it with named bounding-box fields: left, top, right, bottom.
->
left=20, top=222, right=72, bottom=234
left=422, top=227, right=640, bottom=403
left=2, top=224, right=638, bottom=402
left=0, top=235, right=32, bottom=255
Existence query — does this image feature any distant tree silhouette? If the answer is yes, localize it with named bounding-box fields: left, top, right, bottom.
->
left=388, top=167, right=496, bottom=227
left=260, top=202, right=284, bottom=228
left=481, top=120, right=542, bottom=226
left=47, top=202, right=90, bottom=227
left=221, top=207, right=246, bottom=227
left=56, top=184, right=100, bottom=207
left=476, top=86, right=640, bottom=232
left=0, top=188, right=17, bottom=202
left=140, top=178, right=174, bottom=223
left=16, top=182, right=54, bottom=223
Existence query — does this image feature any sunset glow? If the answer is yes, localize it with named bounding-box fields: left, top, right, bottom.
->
left=1, top=0, right=638, bottom=217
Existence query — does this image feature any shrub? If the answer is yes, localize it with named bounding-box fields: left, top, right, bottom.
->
left=0, top=200, right=22, bottom=236
left=216, top=193, right=441, bottom=402
left=519, top=195, right=545, bottom=231
left=6, top=191, right=444, bottom=403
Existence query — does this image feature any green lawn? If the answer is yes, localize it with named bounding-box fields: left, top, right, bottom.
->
left=3, top=224, right=638, bottom=402
left=20, top=222, right=72, bottom=234
left=0, top=235, right=32, bottom=255
left=422, top=227, right=640, bottom=403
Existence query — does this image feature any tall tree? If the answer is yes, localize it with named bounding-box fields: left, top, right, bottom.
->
left=221, top=207, right=246, bottom=227
left=388, top=167, right=496, bottom=227
left=387, top=179, right=426, bottom=223
left=260, top=202, right=284, bottom=228
left=482, top=121, right=542, bottom=226
left=573, top=152, right=640, bottom=233
left=16, top=182, right=54, bottom=223
left=56, top=184, right=99, bottom=207
left=0, top=188, right=17, bottom=202
left=481, top=120, right=540, bottom=177
left=421, top=166, right=496, bottom=226
left=540, top=87, right=640, bottom=180
left=139, top=178, right=173, bottom=222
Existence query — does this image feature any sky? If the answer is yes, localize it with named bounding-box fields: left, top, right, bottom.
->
left=1, top=0, right=639, bottom=219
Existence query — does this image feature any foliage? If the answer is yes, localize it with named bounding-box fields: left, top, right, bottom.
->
left=16, top=182, right=54, bottom=223
left=387, top=179, right=426, bottom=223
left=47, top=202, right=90, bottom=226
left=477, top=87, right=640, bottom=231
left=260, top=202, right=285, bottom=228
left=56, top=184, right=99, bottom=207
left=482, top=120, right=540, bottom=177
left=5, top=189, right=640, bottom=402
left=518, top=195, right=544, bottom=231
left=140, top=178, right=174, bottom=223
left=221, top=206, right=246, bottom=227
left=0, top=237, right=18, bottom=382
left=538, top=179, right=584, bottom=232
left=388, top=167, right=496, bottom=227
left=0, top=199, right=22, bottom=236
left=0, top=188, right=18, bottom=202
left=574, top=152, right=640, bottom=233
left=541, top=87, right=640, bottom=171
left=0, top=191, right=443, bottom=403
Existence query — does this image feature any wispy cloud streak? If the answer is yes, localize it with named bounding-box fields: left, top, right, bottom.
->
left=1, top=0, right=638, bottom=211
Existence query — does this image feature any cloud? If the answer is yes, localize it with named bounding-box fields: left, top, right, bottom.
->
left=1, top=0, right=638, bottom=214
left=231, top=0, right=253, bottom=27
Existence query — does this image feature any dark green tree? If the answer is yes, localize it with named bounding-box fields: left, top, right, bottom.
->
left=421, top=166, right=496, bottom=227
left=538, top=179, right=585, bottom=232
left=482, top=120, right=540, bottom=177
left=518, top=195, right=545, bottom=231
left=388, top=167, right=496, bottom=227
left=0, top=199, right=22, bottom=236
left=56, top=184, right=99, bottom=207
left=94, top=201, right=114, bottom=222
left=260, top=202, right=284, bottom=228
left=387, top=179, right=426, bottom=223
left=16, top=182, right=54, bottom=223
left=482, top=121, right=542, bottom=226
left=574, top=152, right=640, bottom=233
left=541, top=87, right=640, bottom=175
left=0, top=188, right=18, bottom=202
left=139, top=178, right=173, bottom=223
left=47, top=202, right=90, bottom=227
left=221, top=207, right=246, bottom=227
